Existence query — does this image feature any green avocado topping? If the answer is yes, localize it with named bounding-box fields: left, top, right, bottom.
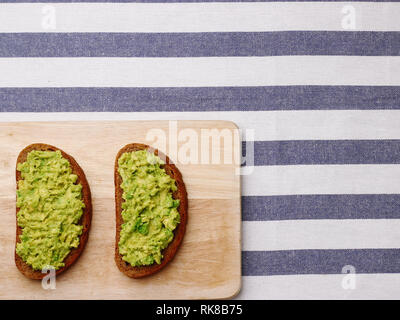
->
left=16, top=150, right=85, bottom=270
left=118, top=150, right=180, bottom=267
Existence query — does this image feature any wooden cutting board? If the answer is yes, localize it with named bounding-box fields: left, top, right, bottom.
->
left=0, top=121, right=241, bottom=300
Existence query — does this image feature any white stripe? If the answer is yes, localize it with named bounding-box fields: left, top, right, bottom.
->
left=243, top=165, right=400, bottom=196
left=2, top=111, right=400, bottom=141
left=0, top=3, right=399, bottom=32
left=237, top=274, right=400, bottom=299
left=243, top=220, right=400, bottom=251
left=0, top=57, right=399, bottom=87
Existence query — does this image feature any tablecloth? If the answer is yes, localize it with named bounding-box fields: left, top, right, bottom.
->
left=0, top=0, right=400, bottom=299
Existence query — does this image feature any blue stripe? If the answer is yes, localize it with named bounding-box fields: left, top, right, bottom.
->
left=1, top=32, right=399, bottom=57
left=245, top=140, right=400, bottom=166
left=1, top=86, right=400, bottom=112
left=243, top=249, right=400, bottom=275
left=242, top=195, right=400, bottom=221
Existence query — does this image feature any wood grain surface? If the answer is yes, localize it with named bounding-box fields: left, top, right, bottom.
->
left=0, top=121, right=241, bottom=300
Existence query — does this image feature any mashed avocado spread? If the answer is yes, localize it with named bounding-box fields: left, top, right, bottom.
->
left=16, top=150, right=85, bottom=270
left=118, top=150, right=180, bottom=266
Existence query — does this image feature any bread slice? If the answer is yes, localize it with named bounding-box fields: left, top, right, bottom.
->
left=114, top=143, right=188, bottom=278
left=15, top=143, right=92, bottom=280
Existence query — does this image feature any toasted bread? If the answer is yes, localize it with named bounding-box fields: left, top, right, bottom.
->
left=114, top=143, right=188, bottom=278
left=15, top=144, right=92, bottom=280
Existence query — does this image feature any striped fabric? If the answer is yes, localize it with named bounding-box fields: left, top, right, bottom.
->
left=1, top=1, right=399, bottom=299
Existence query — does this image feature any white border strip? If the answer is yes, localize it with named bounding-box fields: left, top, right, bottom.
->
left=0, top=3, right=399, bottom=32
left=0, top=57, right=399, bottom=87
left=243, top=220, right=400, bottom=251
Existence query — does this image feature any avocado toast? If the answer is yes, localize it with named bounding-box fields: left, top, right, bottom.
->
left=114, top=143, right=188, bottom=278
left=15, top=144, right=92, bottom=280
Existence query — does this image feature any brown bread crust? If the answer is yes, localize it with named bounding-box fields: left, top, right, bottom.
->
left=114, top=143, right=188, bottom=278
left=15, top=144, right=92, bottom=280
